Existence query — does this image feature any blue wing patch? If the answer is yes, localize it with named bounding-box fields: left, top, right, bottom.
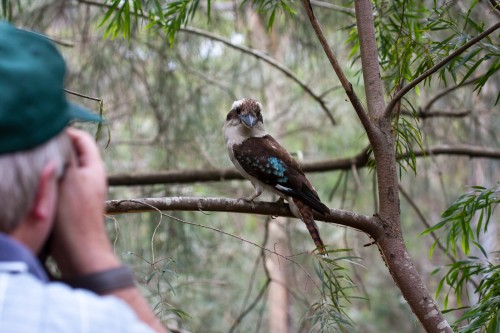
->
left=267, top=157, right=288, bottom=183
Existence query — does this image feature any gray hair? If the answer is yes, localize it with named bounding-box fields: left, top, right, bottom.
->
left=0, top=132, right=72, bottom=233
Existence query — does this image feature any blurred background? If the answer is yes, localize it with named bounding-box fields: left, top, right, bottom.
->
left=4, top=1, right=499, bottom=332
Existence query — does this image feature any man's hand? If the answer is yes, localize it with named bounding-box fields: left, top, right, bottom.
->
left=50, top=128, right=119, bottom=277
left=49, top=128, right=167, bottom=333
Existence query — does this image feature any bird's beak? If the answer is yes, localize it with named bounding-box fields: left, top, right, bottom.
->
left=239, top=113, right=257, bottom=128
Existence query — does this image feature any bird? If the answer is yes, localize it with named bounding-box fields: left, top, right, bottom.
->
left=223, top=98, right=330, bottom=256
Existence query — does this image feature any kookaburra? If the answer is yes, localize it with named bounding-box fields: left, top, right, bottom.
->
left=223, top=98, right=329, bottom=256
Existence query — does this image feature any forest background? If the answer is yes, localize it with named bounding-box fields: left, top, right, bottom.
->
left=3, top=1, right=499, bottom=332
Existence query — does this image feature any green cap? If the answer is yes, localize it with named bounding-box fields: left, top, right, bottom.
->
left=0, top=21, right=101, bottom=154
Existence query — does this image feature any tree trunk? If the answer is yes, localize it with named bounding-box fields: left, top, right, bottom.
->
left=353, top=1, right=452, bottom=332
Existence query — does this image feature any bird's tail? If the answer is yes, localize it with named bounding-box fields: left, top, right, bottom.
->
left=292, top=198, right=328, bottom=257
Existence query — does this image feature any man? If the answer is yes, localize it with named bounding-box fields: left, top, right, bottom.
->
left=0, top=21, right=166, bottom=333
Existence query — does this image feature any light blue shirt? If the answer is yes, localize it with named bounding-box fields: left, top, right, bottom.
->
left=0, top=234, right=155, bottom=333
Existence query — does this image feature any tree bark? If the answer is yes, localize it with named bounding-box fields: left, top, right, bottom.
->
left=300, top=0, right=455, bottom=331
left=353, top=1, right=452, bottom=332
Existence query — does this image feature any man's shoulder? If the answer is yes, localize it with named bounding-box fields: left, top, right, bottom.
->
left=0, top=272, right=154, bottom=333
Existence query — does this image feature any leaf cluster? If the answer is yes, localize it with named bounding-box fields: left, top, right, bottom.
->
left=306, top=251, right=363, bottom=332
left=98, top=0, right=208, bottom=43
left=98, top=0, right=297, bottom=45
left=242, top=0, right=296, bottom=30
left=423, top=183, right=500, bottom=332
left=424, top=184, right=499, bottom=257
left=381, top=1, right=497, bottom=98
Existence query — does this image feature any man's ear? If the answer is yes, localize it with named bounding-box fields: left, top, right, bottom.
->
left=28, top=161, right=58, bottom=221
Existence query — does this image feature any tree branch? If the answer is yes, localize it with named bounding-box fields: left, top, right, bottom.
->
left=181, top=27, right=336, bottom=125
left=402, top=109, right=471, bottom=118
left=107, top=144, right=500, bottom=186
left=354, top=0, right=386, bottom=120
left=385, top=21, right=500, bottom=118
left=76, top=0, right=336, bottom=125
left=105, top=197, right=380, bottom=238
left=300, top=0, right=374, bottom=134
left=420, top=77, right=480, bottom=113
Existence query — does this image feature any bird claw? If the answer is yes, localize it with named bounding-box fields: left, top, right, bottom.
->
left=237, top=196, right=257, bottom=209
left=275, top=197, right=286, bottom=205
left=237, top=196, right=254, bottom=203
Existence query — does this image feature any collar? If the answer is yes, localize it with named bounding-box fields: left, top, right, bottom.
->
left=0, top=233, right=49, bottom=282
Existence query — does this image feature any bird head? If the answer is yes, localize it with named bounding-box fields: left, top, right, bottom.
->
left=226, top=98, right=264, bottom=129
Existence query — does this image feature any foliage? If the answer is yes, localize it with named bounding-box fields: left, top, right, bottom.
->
left=99, top=0, right=297, bottom=44
left=306, top=251, right=362, bottom=332
left=365, top=0, right=499, bottom=101
left=423, top=184, right=500, bottom=332
left=98, top=0, right=210, bottom=43
left=424, top=184, right=499, bottom=257
left=393, top=105, right=424, bottom=177
left=6, top=0, right=499, bottom=331
left=242, top=0, right=297, bottom=30
left=347, top=0, right=499, bottom=175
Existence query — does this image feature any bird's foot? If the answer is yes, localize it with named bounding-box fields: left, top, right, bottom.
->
left=237, top=196, right=257, bottom=210
left=237, top=196, right=255, bottom=203
left=237, top=188, right=262, bottom=203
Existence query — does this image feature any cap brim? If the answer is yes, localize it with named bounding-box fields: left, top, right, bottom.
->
left=68, top=102, right=103, bottom=122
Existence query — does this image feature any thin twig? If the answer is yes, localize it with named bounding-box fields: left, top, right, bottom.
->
left=229, top=279, right=270, bottom=333
left=398, top=186, right=454, bottom=263
left=421, top=77, right=480, bottom=113
left=114, top=199, right=327, bottom=284
left=231, top=217, right=272, bottom=333
left=65, top=88, right=102, bottom=102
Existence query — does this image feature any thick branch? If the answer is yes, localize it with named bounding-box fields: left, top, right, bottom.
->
left=105, top=196, right=380, bottom=237
left=107, top=145, right=500, bottom=186
left=354, top=0, right=386, bottom=120
left=385, top=21, right=500, bottom=118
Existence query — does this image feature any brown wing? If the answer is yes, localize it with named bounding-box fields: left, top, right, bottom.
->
left=233, top=135, right=329, bottom=214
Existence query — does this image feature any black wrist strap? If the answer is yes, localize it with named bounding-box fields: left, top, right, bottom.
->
left=61, top=266, right=136, bottom=294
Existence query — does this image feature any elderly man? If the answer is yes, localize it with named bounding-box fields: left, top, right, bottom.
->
left=0, top=21, right=166, bottom=333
